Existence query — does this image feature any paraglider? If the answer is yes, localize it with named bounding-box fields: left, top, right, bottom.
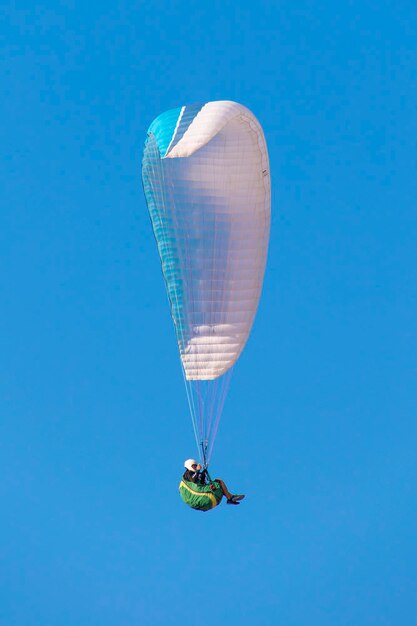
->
left=180, top=459, right=245, bottom=511
left=142, top=101, right=270, bottom=510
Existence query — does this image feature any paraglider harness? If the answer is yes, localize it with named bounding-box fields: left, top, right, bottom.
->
left=179, top=443, right=223, bottom=511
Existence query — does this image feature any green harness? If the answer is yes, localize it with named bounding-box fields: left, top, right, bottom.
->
left=179, top=479, right=223, bottom=511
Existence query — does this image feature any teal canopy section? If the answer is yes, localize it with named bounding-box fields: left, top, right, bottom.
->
left=147, top=107, right=182, bottom=156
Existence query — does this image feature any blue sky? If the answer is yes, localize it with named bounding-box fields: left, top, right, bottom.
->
left=1, top=1, right=417, bottom=624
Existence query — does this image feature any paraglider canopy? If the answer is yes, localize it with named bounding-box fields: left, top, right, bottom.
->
left=142, top=101, right=270, bottom=465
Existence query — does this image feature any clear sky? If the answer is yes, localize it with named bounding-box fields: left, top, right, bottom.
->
left=1, top=1, right=417, bottom=625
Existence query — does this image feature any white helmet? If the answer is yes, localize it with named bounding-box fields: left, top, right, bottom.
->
left=184, top=459, right=200, bottom=471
